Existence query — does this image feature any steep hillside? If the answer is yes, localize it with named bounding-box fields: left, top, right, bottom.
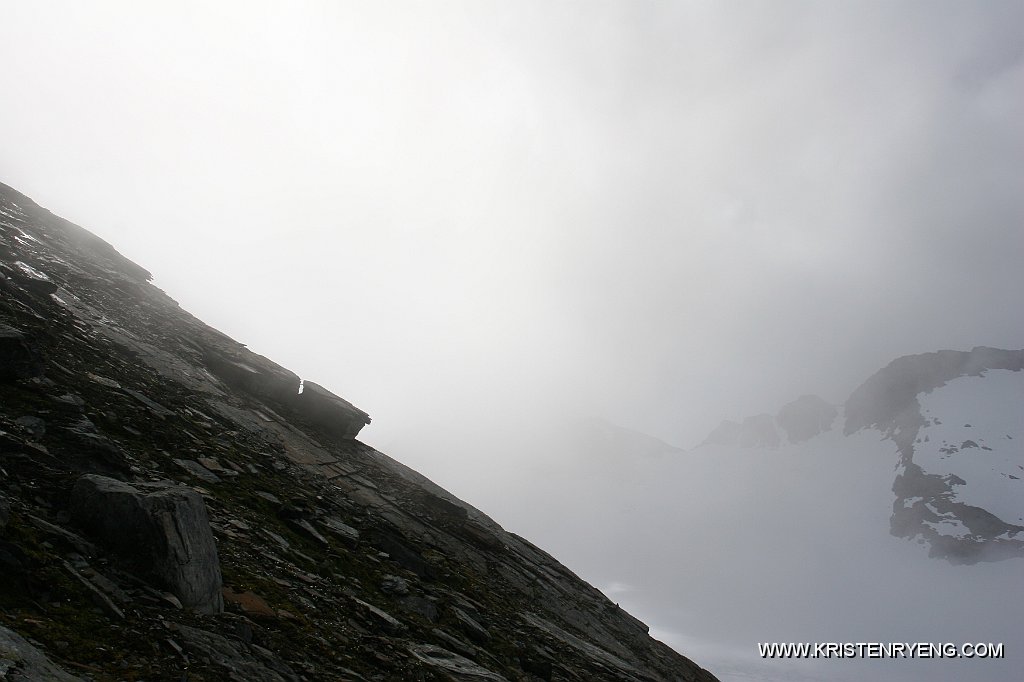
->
left=0, top=181, right=718, bottom=682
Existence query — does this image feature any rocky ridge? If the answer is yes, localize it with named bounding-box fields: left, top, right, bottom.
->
left=0, top=181, right=717, bottom=681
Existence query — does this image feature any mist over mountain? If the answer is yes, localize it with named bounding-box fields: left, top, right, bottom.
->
left=6, top=176, right=1017, bottom=681
left=2, top=3, right=1022, bottom=681
left=3, top=1, right=1023, bottom=464
left=468, top=349, right=1023, bottom=682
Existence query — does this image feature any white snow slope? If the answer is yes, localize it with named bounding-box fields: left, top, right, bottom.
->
left=914, top=369, right=1024, bottom=533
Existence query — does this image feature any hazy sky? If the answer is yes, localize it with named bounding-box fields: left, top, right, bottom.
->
left=4, top=4, right=1024, bottom=680
left=2, top=1, right=1023, bottom=478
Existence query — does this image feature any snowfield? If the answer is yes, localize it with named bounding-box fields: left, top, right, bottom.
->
left=914, top=369, right=1024, bottom=529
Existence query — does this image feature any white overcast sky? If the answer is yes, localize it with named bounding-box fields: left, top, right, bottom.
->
left=2, top=1, right=1022, bottom=486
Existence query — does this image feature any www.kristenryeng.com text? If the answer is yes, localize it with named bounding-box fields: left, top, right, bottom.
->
left=758, top=642, right=1004, bottom=659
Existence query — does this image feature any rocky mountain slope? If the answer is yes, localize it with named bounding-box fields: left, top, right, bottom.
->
left=0, top=181, right=718, bottom=682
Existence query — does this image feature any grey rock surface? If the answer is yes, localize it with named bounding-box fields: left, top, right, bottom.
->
left=70, top=474, right=224, bottom=613
left=408, top=644, right=509, bottom=681
left=0, top=624, right=84, bottom=681
left=168, top=623, right=299, bottom=682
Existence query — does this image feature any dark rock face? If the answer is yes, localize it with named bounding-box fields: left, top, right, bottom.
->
left=70, top=474, right=224, bottom=614
left=0, top=180, right=718, bottom=680
left=293, top=380, right=371, bottom=440
left=0, top=323, right=44, bottom=381
left=203, top=350, right=370, bottom=439
left=167, top=622, right=299, bottom=681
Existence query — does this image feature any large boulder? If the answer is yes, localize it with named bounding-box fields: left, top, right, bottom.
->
left=70, top=475, right=223, bottom=614
left=293, top=381, right=371, bottom=440
left=202, top=346, right=370, bottom=440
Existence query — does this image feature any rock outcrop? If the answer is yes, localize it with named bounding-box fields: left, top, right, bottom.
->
left=0, top=180, right=718, bottom=680
left=70, top=474, right=224, bottom=614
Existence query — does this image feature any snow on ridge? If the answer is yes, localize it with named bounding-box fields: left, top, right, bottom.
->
left=913, top=369, right=1024, bottom=528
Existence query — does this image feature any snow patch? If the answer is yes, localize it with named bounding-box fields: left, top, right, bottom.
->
left=923, top=517, right=972, bottom=539
left=914, top=370, right=1024, bottom=525
left=14, top=260, right=51, bottom=281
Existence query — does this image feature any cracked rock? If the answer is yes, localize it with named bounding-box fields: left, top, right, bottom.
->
left=70, top=474, right=224, bottom=614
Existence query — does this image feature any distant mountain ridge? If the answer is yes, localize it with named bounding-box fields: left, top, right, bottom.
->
left=699, top=393, right=839, bottom=449
left=695, top=347, right=1024, bottom=563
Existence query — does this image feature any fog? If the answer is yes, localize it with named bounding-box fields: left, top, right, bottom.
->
left=2, top=2, right=1022, bottom=680
left=471, top=419, right=1023, bottom=680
